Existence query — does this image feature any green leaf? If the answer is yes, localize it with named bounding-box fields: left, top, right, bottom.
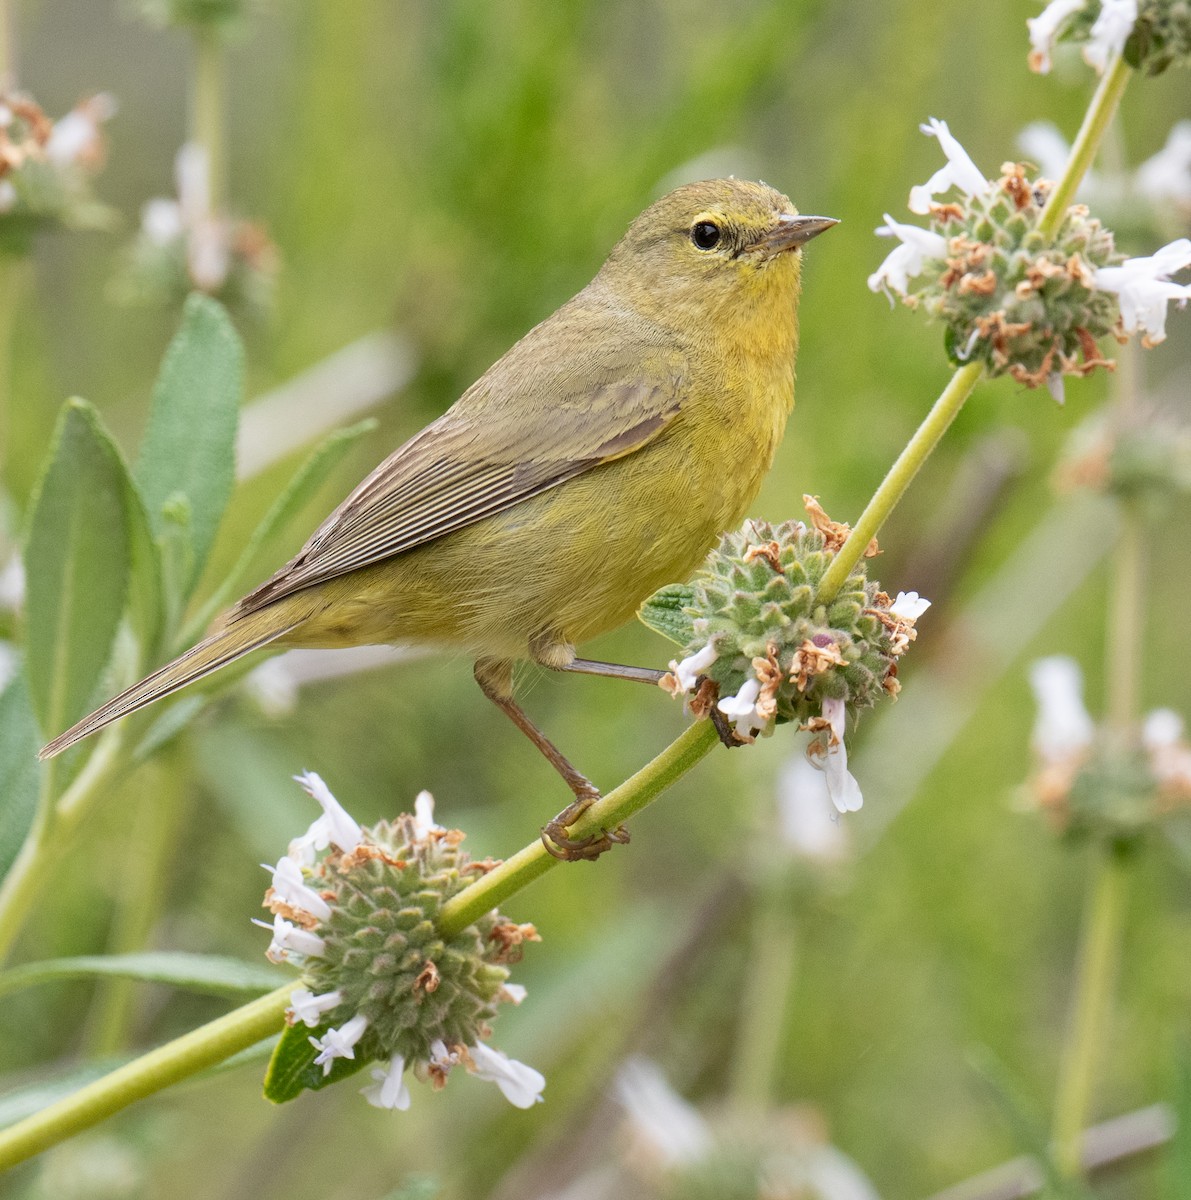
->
left=189, top=417, right=376, bottom=634
left=23, top=400, right=133, bottom=738
left=0, top=952, right=290, bottom=999
left=0, top=675, right=40, bottom=880
left=638, top=583, right=698, bottom=646
left=135, top=293, right=244, bottom=594
left=263, top=1016, right=370, bottom=1103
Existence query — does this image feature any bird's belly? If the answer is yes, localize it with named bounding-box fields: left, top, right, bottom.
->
left=291, top=384, right=789, bottom=660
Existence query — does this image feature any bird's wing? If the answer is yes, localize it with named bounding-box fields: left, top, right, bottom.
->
left=233, top=360, right=685, bottom=616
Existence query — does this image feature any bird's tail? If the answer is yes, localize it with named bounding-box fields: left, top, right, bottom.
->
left=39, top=607, right=302, bottom=761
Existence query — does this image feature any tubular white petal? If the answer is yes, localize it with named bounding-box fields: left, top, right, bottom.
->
left=288, top=987, right=343, bottom=1028
left=294, top=771, right=362, bottom=852
left=361, top=1053, right=412, bottom=1110
left=1143, top=708, right=1184, bottom=749
left=614, top=1056, right=713, bottom=1167
left=818, top=698, right=864, bottom=814
left=890, top=591, right=932, bottom=621
left=670, top=643, right=718, bottom=692
left=268, top=855, right=332, bottom=921
left=908, top=118, right=990, bottom=213
left=868, top=214, right=948, bottom=296
left=413, top=790, right=443, bottom=837
left=467, top=1042, right=545, bottom=1108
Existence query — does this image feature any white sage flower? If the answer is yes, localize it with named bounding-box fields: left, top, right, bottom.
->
left=669, top=643, right=718, bottom=693
left=812, top=697, right=864, bottom=814
left=868, top=214, right=948, bottom=298
left=310, top=1013, right=369, bottom=1074
left=1094, top=238, right=1191, bottom=345
left=717, top=675, right=765, bottom=739
left=614, top=1056, right=713, bottom=1168
left=908, top=118, right=990, bottom=215
left=1028, top=0, right=1088, bottom=72
left=467, top=1042, right=545, bottom=1108
left=1084, top=0, right=1138, bottom=72
left=890, top=591, right=932, bottom=621
left=294, top=771, right=363, bottom=852
left=361, top=1053, right=412, bottom=1110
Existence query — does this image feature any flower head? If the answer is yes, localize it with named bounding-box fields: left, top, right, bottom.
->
left=260, top=776, right=541, bottom=1112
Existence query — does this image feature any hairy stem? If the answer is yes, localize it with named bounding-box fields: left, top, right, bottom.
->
left=0, top=986, right=290, bottom=1171
left=816, top=361, right=984, bottom=604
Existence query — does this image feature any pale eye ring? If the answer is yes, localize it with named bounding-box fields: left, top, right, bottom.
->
left=690, top=220, right=722, bottom=250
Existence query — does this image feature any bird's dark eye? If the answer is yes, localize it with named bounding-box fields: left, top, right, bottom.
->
left=690, top=221, right=722, bottom=250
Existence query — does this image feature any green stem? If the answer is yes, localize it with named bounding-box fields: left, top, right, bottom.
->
left=1037, top=55, right=1132, bottom=241
left=1051, top=843, right=1131, bottom=1176
left=729, top=874, right=799, bottom=1109
left=816, top=361, right=984, bottom=604
left=0, top=986, right=290, bottom=1171
left=0, top=732, right=127, bottom=964
left=191, top=28, right=224, bottom=210
left=438, top=720, right=719, bottom=938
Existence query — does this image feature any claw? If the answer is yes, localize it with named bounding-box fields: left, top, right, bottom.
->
left=539, top=790, right=629, bottom=861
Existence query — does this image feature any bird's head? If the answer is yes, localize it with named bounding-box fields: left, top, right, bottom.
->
left=599, top=178, right=837, bottom=334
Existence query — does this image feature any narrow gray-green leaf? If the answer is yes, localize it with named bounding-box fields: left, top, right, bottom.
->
left=0, top=952, right=290, bottom=999
left=0, top=675, right=40, bottom=879
left=190, top=417, right=376, bottom=634
left=135, top=293, right=243, bottom=593
left=638, top=583, right=698, bottom=646
left=24, top=400, right=132, bottom=738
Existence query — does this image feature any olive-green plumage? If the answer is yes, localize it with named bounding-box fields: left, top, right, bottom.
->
left=41, top=179, right=835, bottom=760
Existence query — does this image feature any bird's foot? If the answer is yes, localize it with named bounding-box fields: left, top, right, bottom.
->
left=540, top=789, right=630, bottom=862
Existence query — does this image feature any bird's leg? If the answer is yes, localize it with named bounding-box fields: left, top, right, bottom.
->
left=557, top=658, right=669, bottom=686
left=473, top=659, right=629, bottom=862
left=558, top=658, right=742, bottom=749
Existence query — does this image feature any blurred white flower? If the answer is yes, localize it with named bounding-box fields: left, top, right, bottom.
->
left=44, top=93, right=116, bottom=168
left=0, top=641, right=16, bottom=693
left=1028, top=656, right=1095, bottom=763
left=362, top=1053, right=412, bottom=1110
left=1143, top=708, right=1191, bottom=794
left=1093, top=238, right=1191, bottom=345
left=1084, top=0, right=1137, bottom=72
left=908, top=118, right=990, bottom=215
left=1136, top=121, right=1191, bottom=208
left=1027, top=0, right=1087, bottom=73
left=868, top=213, right=948, bottom=299
left=468, top=1041, right=545, bottom=1108
left=614, top=1057, right=713, bottom=1168
left=777, top=753, right=850, bottom=864
left=244, top=657, right=299, bottom=718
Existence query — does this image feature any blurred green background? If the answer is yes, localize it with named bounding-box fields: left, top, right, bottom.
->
left=1, top=0, right=1190, bottom=1197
